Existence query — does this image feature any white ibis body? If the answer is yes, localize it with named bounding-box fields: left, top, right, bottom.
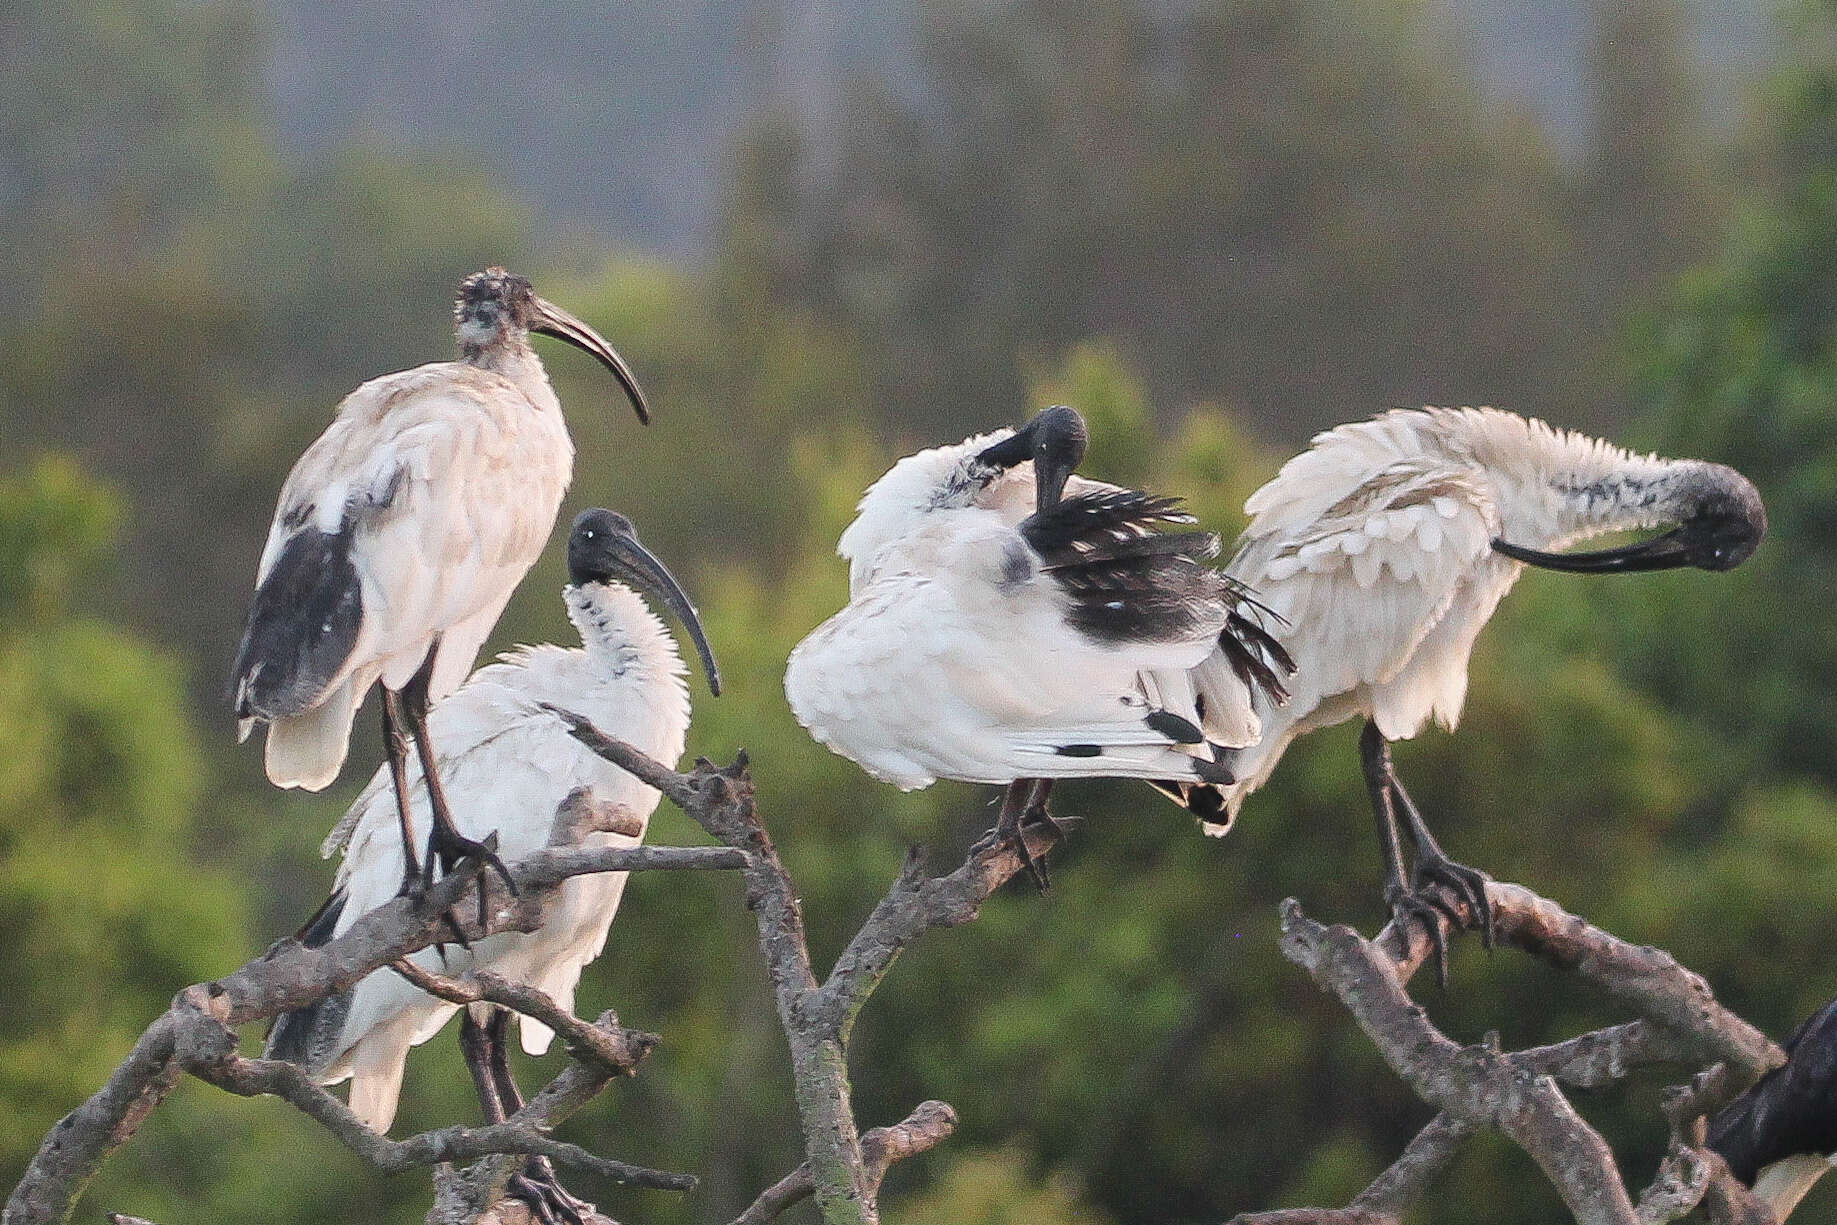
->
left=1177, top=407, right=1765, bottom=962
left=787, top=407, right=1289, bottom=880
left=231, top=268, right=650, bottom=894
left=266, top=511, right=718, bottom=1164
left=1710, top=994, right=1837, bottom=1219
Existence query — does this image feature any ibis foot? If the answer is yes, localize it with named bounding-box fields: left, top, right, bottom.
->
left=968, top=811, right=1056, bottom=893
left=506, top=1156, right=595, bottom=1225
left=422, top=821, right=517, bottom=935
left=1413, top=851, right=1494, bottom=951
left=1385, top=881, right=1463, bottom=989
left=392, top=860, right=472, bottom=955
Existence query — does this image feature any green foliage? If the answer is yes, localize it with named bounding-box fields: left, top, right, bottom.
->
left=3, top=3, right=1831, bottom=1225
left=0, top=459, right=245, bottom=1184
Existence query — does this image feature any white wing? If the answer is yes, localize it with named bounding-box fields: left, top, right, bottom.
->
left=1228, top=461, right=1501, bottom=738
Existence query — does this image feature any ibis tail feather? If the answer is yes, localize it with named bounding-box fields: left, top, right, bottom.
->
left=263, top=677, right=360, bottom=790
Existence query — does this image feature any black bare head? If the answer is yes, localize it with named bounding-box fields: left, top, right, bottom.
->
left=1494, top=462, right=1767, bottom=575
left=455, top=267, right=652, bottom=425
left=973, top=405, right=1090, bottom=512
left=568, top=509, right=721, bottom=695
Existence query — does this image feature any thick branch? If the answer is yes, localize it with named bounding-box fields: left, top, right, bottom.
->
left=810, top=823, right=1068, bottom=1043
left=7, top=818, right=737, bottom=1225
left=731, top=1101, right=960, bottom=1225
left=1281, top=900, right=1641, bottom=1225
left=553, top=716, right=1013, bottom=1225
left=4, top=1018, right=182, bottom=1225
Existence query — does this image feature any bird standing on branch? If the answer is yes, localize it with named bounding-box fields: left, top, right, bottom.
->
left=231, top=268, right=651, bottom=905
left=1166, top=407, right=1765, bottom=970
left=266, top=508, right=718, bottom=1224
left=786, top=406, right=1289, bottom=885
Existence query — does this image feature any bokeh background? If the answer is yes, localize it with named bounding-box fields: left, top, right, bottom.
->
left=4, top=0, right=1837, bottom=1221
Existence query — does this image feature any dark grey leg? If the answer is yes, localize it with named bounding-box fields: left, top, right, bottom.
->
left=480, top=1011, right=594, bottom=1225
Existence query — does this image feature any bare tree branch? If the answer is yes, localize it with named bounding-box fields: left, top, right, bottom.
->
left=5, top=825, right=737, bottom=1225
left=548, top=713, right=1054, bottom=1225
left=1280, top=902, right=1644, bottom=1225
left=1228, top=883, right=1787, bottom=1225
left=387, top=962, right=659, bottom=1079
left=731, top=1101, right=960, bottom=1225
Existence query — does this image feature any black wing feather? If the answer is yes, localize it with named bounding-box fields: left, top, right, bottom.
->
left=1019, top=490, right=1226, bottom=645
left=263, top=889, right=355, bottom=1071
left=1145, top=778, right=1236, bottom=829
left=1709, top=994, right=1837, bottom=1183
left=231, top=526, right=363, bottom=721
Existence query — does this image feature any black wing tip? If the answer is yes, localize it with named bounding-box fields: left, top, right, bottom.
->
left=232, top=528, right=364, bottom=720
left=1145, top=778, right=1236, bottom=829
left=1145, top=710, right=1205, bottom=745
left=1707, top=994, right=1837, bottom=1184
left=1023, top=488, right=1235, bottom=647
left=1221, top=611, right=1297, bottom=706
left=264, top=889, right=351, bottom=1066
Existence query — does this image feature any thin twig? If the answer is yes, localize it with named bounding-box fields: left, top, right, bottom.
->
left=388, top=962, right=659, bottom=1078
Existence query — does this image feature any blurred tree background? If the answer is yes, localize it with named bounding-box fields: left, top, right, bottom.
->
left=4, top=0, right=1837, bottom=1222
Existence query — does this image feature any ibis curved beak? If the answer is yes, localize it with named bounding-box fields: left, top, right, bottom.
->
left=531, top=296, right=653, bottom=425
left=1492, top=529, right=1696, bottom=573
left=596, top=532, right=722, bottom=696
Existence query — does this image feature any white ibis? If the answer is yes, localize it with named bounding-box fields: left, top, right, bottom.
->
left=1709, top=994, right=1837, bottom=1219
left=266, top=509, right=718, bottom=1223
left=1163, top=407, right=1765, bottom=969
left=785, top=406, right=1289, bottom=884
left=231, top=268, right=650, bottom=904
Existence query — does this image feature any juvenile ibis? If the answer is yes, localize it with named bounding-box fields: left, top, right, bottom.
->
left=266, top=509, right=718, bottom=1222
left=231, top=268, right=650, bottom=901
left=1165, top=407, right=1765, bottom=968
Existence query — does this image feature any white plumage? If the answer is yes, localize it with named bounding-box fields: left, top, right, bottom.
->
left=231, top=268, right=648, bottom=797
left=1192, top=406, right=1766, bottom=831
left=789, top=505, right=1232, bottom=790
left=265, top=510, right=715, bottom=1136
left=787, top=408, right=1283, bottom=808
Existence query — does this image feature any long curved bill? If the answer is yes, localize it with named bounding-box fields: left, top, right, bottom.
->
left=531, top=296, right=653, bottom=425
left=1492, top=529, right=1695, bottom=573
left=602, top=532, right=723, bottom=696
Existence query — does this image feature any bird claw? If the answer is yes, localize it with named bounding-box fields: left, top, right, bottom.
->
left=419, top=824, right=517, bottom=941
left=1414, top=854, right=1494, bottom=950
left=1386, top=884, right=1456, bottom=989
left=971, top=803, right=1072, bottom=893
left=507, top=1157, right=594, bottom=1225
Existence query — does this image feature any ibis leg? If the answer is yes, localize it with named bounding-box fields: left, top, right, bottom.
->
left=482, top=1011, right=596, bottom=1225
left=1360, top=721, right=1459, bottom=986
left=400, top=645, right=517, bottom=926
left=380, top=689, right=422, bottom=895
left=459, top=1010, right=508, bottom=1123
left=967, top=780, right=1056, bottom=892
left=1388, top=769, right=1494, bottom=949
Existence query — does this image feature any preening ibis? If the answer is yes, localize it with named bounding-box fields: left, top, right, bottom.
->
left=231, top=268, right=650, bottom=902
left=785, top=406, right=1289, bottom=884
left=267, top=509, right=717, bottom=1222
left=1163, top=407, right=1765, bottom=967
left=1709, top=993, right=1837, bottom=1219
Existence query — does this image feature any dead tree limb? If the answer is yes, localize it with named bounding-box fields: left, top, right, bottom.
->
left=1227, top=885, right=1786, bottom=1225
left=729, top=1100, right=960, bottom=1225
left=549, top=710, right=1055, bottom=1225
left=5, top=834, right=737, bottom=1225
